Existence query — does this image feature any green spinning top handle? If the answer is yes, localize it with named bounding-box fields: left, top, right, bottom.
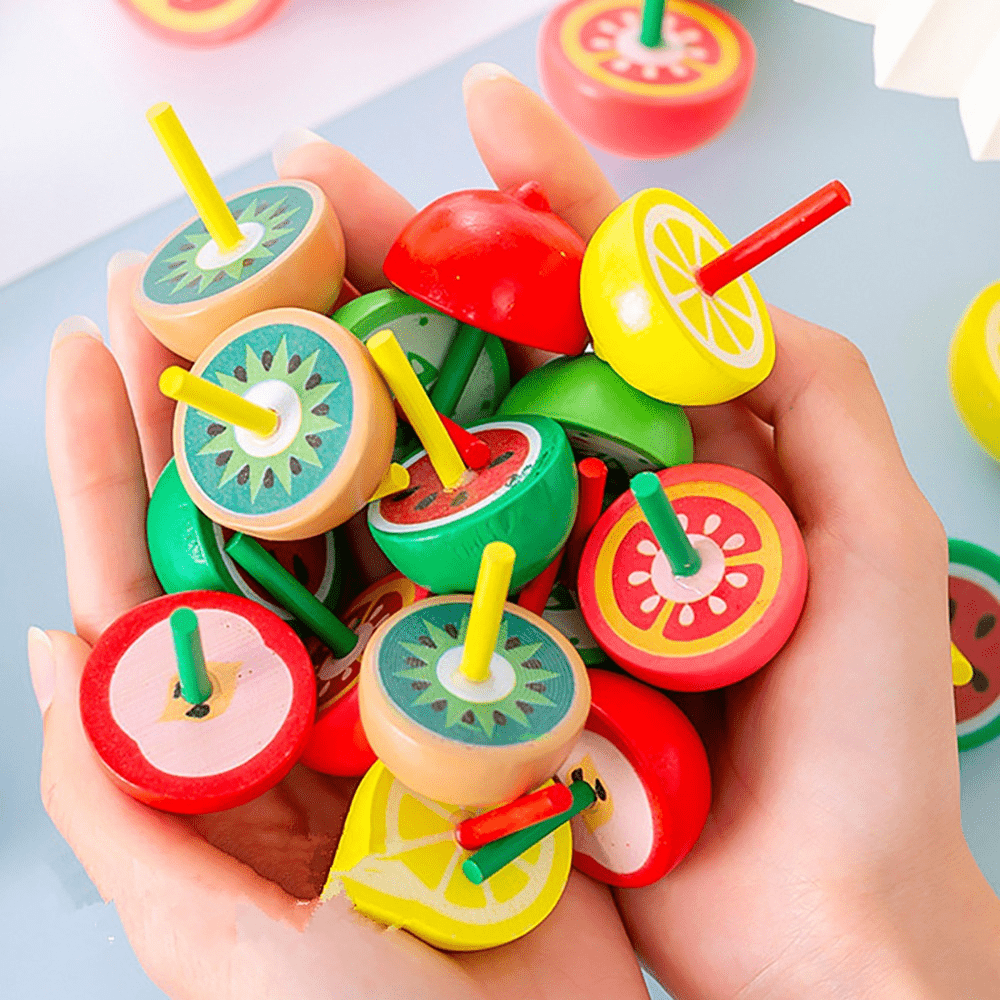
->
left=462, top=779, right=596, bottom=883
left=641, top=0, right=666, bottom=48
left=169, top=607, right=213, bottom=704
left=631, top=471, right=702, bottom=577
left=224, top=533, right=357, bottom=657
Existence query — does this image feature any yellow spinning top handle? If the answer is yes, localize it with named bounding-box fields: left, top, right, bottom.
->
left=147, top=102, right=244, bottom=254
left=460, top=542, right=516, bottom=684
left=367, top=463, right=410, bottom=503
left=366, top=329, right=467, bottom=490
left=952, top=642, right=974, bottom=687
left=160, top=366, right=278, bottom=438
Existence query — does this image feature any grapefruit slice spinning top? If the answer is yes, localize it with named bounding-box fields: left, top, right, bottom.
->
left=578, top=463, right=807, bottom=690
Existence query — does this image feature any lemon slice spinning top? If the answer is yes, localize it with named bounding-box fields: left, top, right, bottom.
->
left=323, top=762, right=572, bottom=951
left=581, top=182, right=850, bottom=406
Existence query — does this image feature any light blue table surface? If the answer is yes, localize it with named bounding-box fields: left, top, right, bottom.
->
left=3, top=3, right=999, bottom=997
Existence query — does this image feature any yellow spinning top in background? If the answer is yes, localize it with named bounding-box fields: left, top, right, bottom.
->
left=147, top=102, right=244, bottom=254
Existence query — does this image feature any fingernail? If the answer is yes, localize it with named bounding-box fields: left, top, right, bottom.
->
left=52, top=315, right=103, bottom=350
left=462, top=62, right=517, bottom=102
left=107, top=249, right=147, bottom=287
left=272, top=128, right=327, bottom=173
left=27, top=627, right=55, bottom=716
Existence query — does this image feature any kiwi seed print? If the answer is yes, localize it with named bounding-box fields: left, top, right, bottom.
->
left=184, top=324, right=353, bottom=516
left=143, top=186, right=312, bottom=305
left=378, top=604, right=577, bottom=747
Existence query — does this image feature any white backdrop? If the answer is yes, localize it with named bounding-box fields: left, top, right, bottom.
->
left=0, top=0, right=553, bottom=287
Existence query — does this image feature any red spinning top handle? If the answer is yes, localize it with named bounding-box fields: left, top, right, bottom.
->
left=694, top=181, right=851, bottom=297
left=393, top=399, right=490, bottom=470
left=455, top=783, right=575, bottom=850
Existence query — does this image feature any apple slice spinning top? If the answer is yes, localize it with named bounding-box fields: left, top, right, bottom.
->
left=80, top=591, right=316, bottom=814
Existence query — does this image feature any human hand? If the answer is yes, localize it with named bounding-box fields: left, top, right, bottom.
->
left=32, top=66, right=647, bottom=1000
left=466, top=65, right=1000, bottom=1000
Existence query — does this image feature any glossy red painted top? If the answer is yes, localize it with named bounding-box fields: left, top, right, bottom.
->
left=569, top=668, right=711, bottom=887
left=383, top=182, right=589, bottom=355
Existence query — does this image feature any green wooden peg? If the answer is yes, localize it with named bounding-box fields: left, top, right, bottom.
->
left=225, top=533, right=358, bottom=657
left=631, top=471, right=702, bottom=577
left=170, top=607, right=213, bottom=704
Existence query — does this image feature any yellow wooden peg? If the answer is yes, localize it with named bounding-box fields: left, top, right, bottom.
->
left=952, top=642, right=974, bottom=687
left=147, top=102, right=244, bottom=254
left=367, top=463, right=410, bottom=503
left=366, top=329, right=466, bottom=490
left=160, top=366, right=279, bottom=438
left=460, top=542, right=516, bottom=684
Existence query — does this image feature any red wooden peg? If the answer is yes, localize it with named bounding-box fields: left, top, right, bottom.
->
left=455, top=782, right=575, bottom=850
left=561, top=457, right=608, bottom=586
left=694, top=181, right=851, bottom=297
left=517, top=551, right=565, bottom=617
left=393, top=399, right=490, bottom=470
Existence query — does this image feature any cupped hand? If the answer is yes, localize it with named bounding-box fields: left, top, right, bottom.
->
left=34, top=69, right=645, bottom=1000
left=466, top=68, right=1000, bottom=1000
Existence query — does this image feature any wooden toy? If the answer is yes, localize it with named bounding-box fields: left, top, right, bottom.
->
left=383, top=182, right=589, bottom=355
left=146, top=457, right=342, bottom=620
left=394, top=399, right=491, bottom=470
left=949, top=282, right=1000, bottom=462
left=538, top=0, right=756, bottom=158
left=167, top=307, right=395, bottom=541
left=579, top=464, right=807, bottom=691
left=454, top=783, right=574, bottom=850
left=368, top=414, right=578, bottom=595
left=332, top=288, right=510, bottom=426
left=301, top=573, right=431, bottom=776
left=555, top=668, right=710, bottom=887
left=948, top=538, right=1000, bottom=751
left=581, top=182, right=850, bottom=405
left=135, top=104, right=344, bottom=361
left=563, top=457, right=609, bottom=581
left=497, top=353, right=693, bottom=501
left=322, top=762, right=572, bottom=951
left=358, top=543, right=591, bottom=807
left=221, top=533, right=428, bottom=775
left=80, top=591, right=315, bottom=814
left=116, top=0, right=289, bottom=47
left=463, top=779, right=595, bottom=883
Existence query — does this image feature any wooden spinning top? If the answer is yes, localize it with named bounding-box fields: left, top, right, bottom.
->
left=359, top=543, right=591, bottom=807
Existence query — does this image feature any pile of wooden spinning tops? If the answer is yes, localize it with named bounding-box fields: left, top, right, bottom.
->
left=81, top=98, right=857, bottom=951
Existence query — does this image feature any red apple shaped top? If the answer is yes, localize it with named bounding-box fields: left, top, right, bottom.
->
left=383, top=182, right=589, bottom=356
